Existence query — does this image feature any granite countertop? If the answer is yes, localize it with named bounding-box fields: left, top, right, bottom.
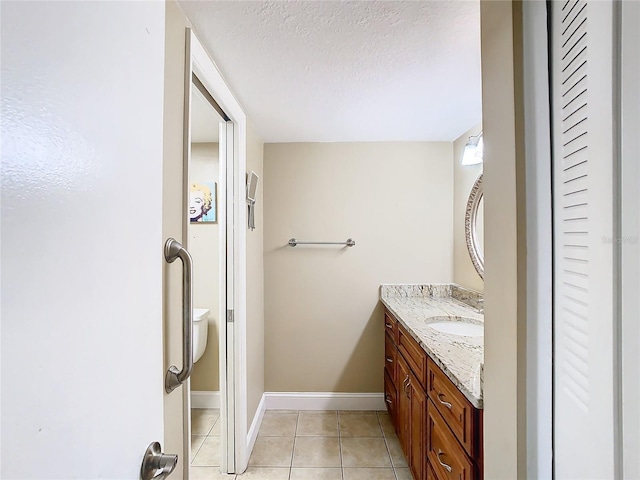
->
left=380, top=284, right=484, bottom=409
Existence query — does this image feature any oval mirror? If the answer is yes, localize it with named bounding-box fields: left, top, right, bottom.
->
left=465, top=174, right=484, bottom=279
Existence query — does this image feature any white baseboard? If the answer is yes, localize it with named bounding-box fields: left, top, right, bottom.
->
left=263, top=392, right=385, bottom=411
left=191, top=391, right=220, bottom=409
left=247, top=394, right=266, bottom=455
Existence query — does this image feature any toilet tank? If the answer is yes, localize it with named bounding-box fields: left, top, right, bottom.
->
left=193, top=308, right=210, bottom=363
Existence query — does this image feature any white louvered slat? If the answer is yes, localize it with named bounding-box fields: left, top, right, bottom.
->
left=558, top=0, right=590, bottom=408
left=552, top=0, right=616, bottom=478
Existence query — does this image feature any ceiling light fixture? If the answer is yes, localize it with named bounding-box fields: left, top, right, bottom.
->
left=462, top=132, right=483, bottom=166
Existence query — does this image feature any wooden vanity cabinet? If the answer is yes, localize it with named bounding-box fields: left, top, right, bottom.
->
left=386, top=314, right=428, bottom=480
left=383, top=307, right=483, bottom=480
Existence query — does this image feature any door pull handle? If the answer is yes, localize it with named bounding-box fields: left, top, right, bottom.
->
left=164, top=238, right=194, bottom=393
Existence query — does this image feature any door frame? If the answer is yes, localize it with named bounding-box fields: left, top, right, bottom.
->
left=521, top=2, right=553, bottom=478
left=185, top=28, right=249, bottom=473
left=620, top=1, right=640, bottom=477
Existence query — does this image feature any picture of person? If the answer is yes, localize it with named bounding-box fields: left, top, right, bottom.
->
left=189, top=182, right=217, bottom=223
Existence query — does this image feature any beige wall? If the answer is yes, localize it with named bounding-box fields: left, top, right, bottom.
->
left=190, top=143, right=221, bottom=392
left=453, top=124, right=484, bottom=293
left=263, top=142, right=454, bottom=392
left=246, top=122, right=265, bottom=423
left=480, top=1, right=527, bottom=478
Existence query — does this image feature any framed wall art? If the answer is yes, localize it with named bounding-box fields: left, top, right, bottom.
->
left=189, top=182, right=217, bottom=223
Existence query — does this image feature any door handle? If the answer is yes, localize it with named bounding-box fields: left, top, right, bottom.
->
left=141, top=442, right=178, bottom=480
left=164, top=238, right=194, bottom=393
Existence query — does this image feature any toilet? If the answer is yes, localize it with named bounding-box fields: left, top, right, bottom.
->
left=193, top=308, right=209, bottom=363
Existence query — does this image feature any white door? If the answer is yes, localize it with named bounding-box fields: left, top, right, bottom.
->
left=550, top=1, right=618, bottom=478
left=1, top=2, right=168, bottom=478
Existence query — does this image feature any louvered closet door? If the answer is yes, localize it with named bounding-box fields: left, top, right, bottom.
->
left=551, top=1, right=617, bottom=478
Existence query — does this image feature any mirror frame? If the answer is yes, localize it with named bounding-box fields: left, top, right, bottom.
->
left=465, top=173, right=484, bottom=279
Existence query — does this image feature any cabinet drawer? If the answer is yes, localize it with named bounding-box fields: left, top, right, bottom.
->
left=427, top=399, right=475, bottom=480
left=427, top=358, right=479, bottom=457
left=427, top=463, right=439, bottom=480
left=384, top=370, right=397, bottom=427
left=384, top=332, right=397, bottom=383
left=384, top=310, right=398, bottom=344
left=398, top=324, right=427, bottom=389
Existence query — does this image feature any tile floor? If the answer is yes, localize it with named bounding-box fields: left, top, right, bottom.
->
left=190, top=409, right=413, bottom=480
left=191, top=408, right=225, bottom=478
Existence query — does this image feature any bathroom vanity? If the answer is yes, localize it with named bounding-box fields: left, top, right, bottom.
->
left=380, top=284, right=484, bottom=480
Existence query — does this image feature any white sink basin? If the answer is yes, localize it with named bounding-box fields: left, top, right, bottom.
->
left=427, top=320, right=483, bottom=337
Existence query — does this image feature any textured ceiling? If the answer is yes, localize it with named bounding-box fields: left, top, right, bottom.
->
left=179, top=1, right=481, bottom=142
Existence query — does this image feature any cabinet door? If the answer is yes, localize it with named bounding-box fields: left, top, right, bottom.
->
left=427, top=399, right=475, bottom=480
left=397, top=354, right=412, bottom=458
left=427, top=463, right=440, bottom=480
left=409, top=372, right=427, bottom=480
left=384, top=370, right=398, bottom=427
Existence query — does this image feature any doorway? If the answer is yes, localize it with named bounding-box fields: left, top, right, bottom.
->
left=163, top=19, right=253, bottom=476
left=177, top=26, right=251, bottom=475
left=187, top=73, right=232, bottom=475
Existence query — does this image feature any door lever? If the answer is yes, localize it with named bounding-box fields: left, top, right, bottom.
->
left=141, top=442, right=178, bottom=480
